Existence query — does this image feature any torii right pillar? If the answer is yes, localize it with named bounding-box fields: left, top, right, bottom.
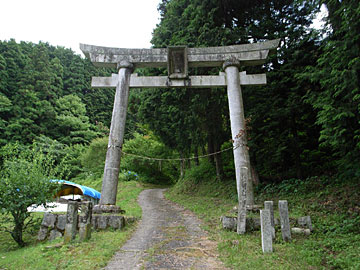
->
left=223, top=59, right=253, bottom=234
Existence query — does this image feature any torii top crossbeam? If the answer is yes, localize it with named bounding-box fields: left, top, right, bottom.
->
left=80, top=39, right=279, bottom=69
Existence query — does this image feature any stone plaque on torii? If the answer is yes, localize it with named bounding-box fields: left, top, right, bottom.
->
left=80, top=39, right=279, bottom=234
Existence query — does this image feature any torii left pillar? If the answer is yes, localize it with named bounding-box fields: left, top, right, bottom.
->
left=98, top=60, right=133, bottom=208
left=223, top=59, right=253, bottom=234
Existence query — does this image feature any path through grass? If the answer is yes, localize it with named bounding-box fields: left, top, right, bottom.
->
left=165, top=176, right=360, bottom=270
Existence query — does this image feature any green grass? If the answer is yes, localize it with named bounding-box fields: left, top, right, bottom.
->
left=0, top=180, right=146, bottom=270
left=165, top=175, right=360, bottom=270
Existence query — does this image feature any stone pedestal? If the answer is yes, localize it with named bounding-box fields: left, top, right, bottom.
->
left=64, top=201, right=79, bottom=244
left=93, top=205, right=125, bottom=214
left=279, top=200, right=291, bottom=242
left=100, top=61, right=133, bottom=206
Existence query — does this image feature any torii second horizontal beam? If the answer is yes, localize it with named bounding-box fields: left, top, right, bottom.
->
left=91, top=72, right=266, bottom=89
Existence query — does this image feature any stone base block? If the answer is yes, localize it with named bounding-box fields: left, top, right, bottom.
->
left=38, top=212, right=127, bottom=242
left=38, top=227, right=49, bottom=241
left=220, top=216, right=262, bottom=232
left=49, top=229, right=63, bottom=241
left=93, top=205, right=125, bottom=214
left=291, top=227, right=311, bottom=236
left=92, top=215, right=125, bottom=230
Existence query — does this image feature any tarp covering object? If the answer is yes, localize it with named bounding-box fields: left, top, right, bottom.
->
left=51, top=179, right=101, bottom=200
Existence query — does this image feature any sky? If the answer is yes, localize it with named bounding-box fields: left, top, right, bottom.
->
left=1, top=0, right=327, bottom=57
left=0, top=0, right=161, bottom=56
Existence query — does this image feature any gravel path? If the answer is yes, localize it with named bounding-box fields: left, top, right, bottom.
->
left=104, top=188, right=227, bottom=270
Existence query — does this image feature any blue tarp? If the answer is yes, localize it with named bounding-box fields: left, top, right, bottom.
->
left=51, top=179, right=101, bottom=200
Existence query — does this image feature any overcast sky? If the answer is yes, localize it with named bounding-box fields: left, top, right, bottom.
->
left=1, top=0, right=327, bottom=57
left=0, top=0, right=161, bottom=55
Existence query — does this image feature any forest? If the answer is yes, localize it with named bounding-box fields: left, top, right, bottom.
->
left=0, top=0, right=358, bottom=184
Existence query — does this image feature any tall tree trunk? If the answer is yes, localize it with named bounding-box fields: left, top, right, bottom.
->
left=251, top=164, right=259, bottom=186
left=11, top=213, right=25, bottom=247
left=214, top=141, right=224, bottom=181
left=291, top=113, right=303, bottom=179
left=180, top=152, right=185, bottom=178
left=194, top=147, right=199, bottom=166
left=207, top=135, right=215, bottom=165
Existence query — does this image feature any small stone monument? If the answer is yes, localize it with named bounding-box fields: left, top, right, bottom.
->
left=260, top=209, right=273, bottom=253
left=264, top=201, right=275, bottom=239
left=237, top=167, right=248, bottom=234
left=79, top=201, right=93, bottom=241
left=278, top=200, right=291, bottom=242
left=64, top=201, right=79, bottom=244
left=297, top=216, right=313, bottom=231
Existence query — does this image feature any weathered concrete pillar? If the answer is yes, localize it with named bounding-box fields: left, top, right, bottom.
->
left=224, top=59, right=253, bottom=233
left=79, top=202, right=93, bottom=241
left=64, top=201, right=78, bottom=243
left=279, top=200, right=291, bottom=242
left=100, top=61, right=133, bottom=205
left=264, top=201, right=275, bottom=239
left=260, top=209, right=273, bottom=253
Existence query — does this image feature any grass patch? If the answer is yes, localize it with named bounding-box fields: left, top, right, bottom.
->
left=165, top=173, right=360, bottom=270
left=0, top=180, right=146, bottom=270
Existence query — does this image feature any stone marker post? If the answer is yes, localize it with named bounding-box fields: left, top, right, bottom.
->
left=79, top=201, right=93, bottom=241
left=224, top=59, right=253, bottom=234
left=100, top=61, right=133, bottom=206
left=260, top=209, right=273, bottom=253
left=278, top=200, right=291, bottom=242
left=298, top=216, right=313, bottom=231
left=64, top=201, right=79, bottom=243
left=237, top=167, right=248, bottom=234
left=264, top=201, right=275, bottom=239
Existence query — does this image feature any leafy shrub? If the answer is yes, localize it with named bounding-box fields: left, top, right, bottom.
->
left=80, top=136, right=108, bottom=177
left=183, top=159, right=216, bottom=184
left=121, top=171, right=139, bottom=181
left=121, top=132, right=178, bottom=184
left=0, top=143, right=64, bottom=247
left=33, top=135, right=86, bottom=179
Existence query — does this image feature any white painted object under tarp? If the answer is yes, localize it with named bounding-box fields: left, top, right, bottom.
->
left=27, top=195, right=82, bottom=212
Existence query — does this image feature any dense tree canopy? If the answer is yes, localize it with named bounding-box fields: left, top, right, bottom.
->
left=0, top=40, right=114, bottom=147
left=132, top=0, right=359, bottom=182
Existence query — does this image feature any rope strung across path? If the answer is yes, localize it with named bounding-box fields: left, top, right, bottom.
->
left=120, top=143, right=245, bottom=162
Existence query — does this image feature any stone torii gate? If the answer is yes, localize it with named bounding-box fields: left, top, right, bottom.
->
left=80, top=39, right=279, bottom=234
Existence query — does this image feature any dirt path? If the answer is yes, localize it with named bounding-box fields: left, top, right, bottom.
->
left=104, top=189, right=227, bottom=270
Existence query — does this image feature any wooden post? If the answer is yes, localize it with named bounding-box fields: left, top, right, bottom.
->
left=99, top=61, right=133, bottom=205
